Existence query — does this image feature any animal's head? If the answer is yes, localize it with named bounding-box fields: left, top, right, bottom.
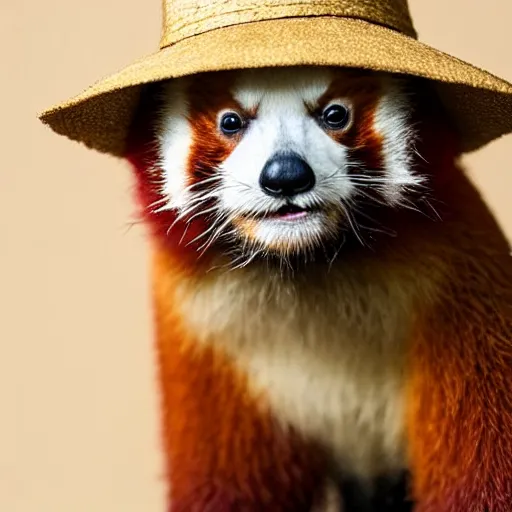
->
left=128, top=67, right=450, bottom=265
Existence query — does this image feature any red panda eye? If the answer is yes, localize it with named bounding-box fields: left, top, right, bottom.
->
left=220, top=112, right=243, bottom=135
left=322, top=104, right=350, bottom=130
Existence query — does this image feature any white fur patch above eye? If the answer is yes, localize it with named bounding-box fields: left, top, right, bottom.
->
left=233, top=67, right=332, bottom=112
left=157, top=80, right=192, bottom=211
left=374, top=79, right=422, bottom=204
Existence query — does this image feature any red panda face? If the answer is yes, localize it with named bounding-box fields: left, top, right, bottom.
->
left=152, top=67, right=421, bottom=262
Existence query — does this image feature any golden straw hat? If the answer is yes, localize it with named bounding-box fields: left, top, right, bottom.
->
left=39, top=0, right=512, bottom=156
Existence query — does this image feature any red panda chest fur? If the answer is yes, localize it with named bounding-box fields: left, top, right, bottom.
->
left=164, top=253, right=422, bottom=479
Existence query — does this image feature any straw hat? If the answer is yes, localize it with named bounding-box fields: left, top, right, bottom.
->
left=39, top=0, right=512, bottom=156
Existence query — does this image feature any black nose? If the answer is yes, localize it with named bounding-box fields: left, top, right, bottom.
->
left=259, top=153, right=316, bottom=197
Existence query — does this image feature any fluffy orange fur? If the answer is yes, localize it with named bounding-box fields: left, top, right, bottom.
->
left=151, top=247, right=330, bottom=510
left=125, top=75, right=512, bottom=511
left=406, top=171, right=512, bottom=511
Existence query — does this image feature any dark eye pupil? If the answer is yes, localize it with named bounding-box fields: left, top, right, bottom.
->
left=323, top=105, right=349, bottom=129
left=220, top=113, right=243, bottom=134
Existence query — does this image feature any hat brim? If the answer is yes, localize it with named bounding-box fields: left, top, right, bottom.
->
left=39, top=16, right=512, bottom=155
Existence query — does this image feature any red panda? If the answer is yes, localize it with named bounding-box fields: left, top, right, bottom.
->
left=125, top=66, right=512, bottom=511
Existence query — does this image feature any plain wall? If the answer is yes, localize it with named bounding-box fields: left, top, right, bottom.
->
left=1, top=1, right=511, bottom=511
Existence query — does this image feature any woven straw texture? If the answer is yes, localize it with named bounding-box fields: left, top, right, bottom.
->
left=39, top=0, right=512, bottom=156
left=161, top=0, right=417, bottom=45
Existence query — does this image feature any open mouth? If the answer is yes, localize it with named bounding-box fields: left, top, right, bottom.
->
left=265, top=204, right=314, bottom=220
left=238, top=203, right=324, bottom=223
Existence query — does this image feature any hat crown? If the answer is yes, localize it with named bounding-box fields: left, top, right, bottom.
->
left=161, top=0, right=417, bottom=48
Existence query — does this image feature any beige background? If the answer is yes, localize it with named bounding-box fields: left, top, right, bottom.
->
left=1, top=1, right=511, bottom=511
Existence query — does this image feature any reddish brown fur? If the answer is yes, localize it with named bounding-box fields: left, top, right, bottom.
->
left=382, top=102, right=512, bottom=511
left=405, top=121, right=512, bottom=510
left=126, top=84, right=215, bottom=260
left=185, top=73, right=242, bottom=188
left=152, top=248, right=328, bottom=511
left=125, top=76, right=512, bottom=511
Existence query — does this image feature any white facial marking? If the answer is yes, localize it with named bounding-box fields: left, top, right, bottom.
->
left=374, top=77, right=422, bottom=204
left=157, top=79, right=192, bottom=210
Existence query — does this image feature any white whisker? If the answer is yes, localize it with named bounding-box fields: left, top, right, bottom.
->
left=339, top=201, right=366, bottom=248
left=197, top=216, right=234, bottom=257
left=186, top=213, right=228, bottom=248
